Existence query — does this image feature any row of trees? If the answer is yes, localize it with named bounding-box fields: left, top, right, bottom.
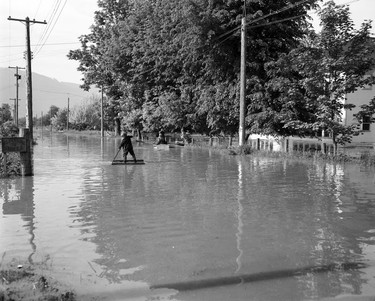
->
left=51, top=1, right=375, bottom=149
left=37, top=97, right=106, bottom=131
left=0, top=97, right=108, bottom=134
left=68, top=0, right=319, bottom=134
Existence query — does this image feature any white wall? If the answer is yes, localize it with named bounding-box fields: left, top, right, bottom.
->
left=344, top=71, right=375, bottom=144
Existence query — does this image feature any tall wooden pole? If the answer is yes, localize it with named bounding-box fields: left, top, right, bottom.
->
left=67, top=96, right=70, bottom=130
left=238, top=16, right=247, bottom=146
left=8, top=16, right=46, bottom=144
left=25, top=17, right=33, bottom=142
left=15, top=66, right=20, bottom=126
left=101, top=84, right=104, bottom=137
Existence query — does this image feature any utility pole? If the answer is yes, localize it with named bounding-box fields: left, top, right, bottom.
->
left=67, top=96, right=70, bottom=130
left=101, top=84, right=104, bottom=138
left=8, top=66, right=25, bottom=126
left=238, top=13, right=247, bottom=146
left=8, top=16, right=47, bottom=143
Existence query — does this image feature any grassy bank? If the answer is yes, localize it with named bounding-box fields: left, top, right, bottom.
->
left=0, top=258, right=76, bottom=301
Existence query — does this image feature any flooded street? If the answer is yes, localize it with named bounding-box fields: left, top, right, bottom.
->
left=1, top=132, right=375, bottom=300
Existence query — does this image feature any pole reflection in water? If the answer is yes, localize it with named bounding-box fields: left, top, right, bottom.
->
left=235, top=159, right=244, bottom=274
left=1, top=176, right=35, bottom=263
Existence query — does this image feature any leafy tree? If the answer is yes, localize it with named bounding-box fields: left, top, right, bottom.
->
left=69, top=0, right=318, bottom=136
left=142, top=101, right=164, bottom=133
left=70, top=97, right=101, bottom=130
left=0, top=121, right=18, bottom=137
left=197, top=82, right=239, bottom=136
left=51, top=108, right=68, bottom=130
left=48, top=105, right=60, bottom=123
left=266, top=1, right=375, bottom=153
left=0, top=104, right=13, bottom=124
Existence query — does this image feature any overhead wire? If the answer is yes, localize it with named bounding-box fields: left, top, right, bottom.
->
left=34, top=0, right=68, bottom=57
left=213, top=0, right=312, bottom=45
left=35, top=0, right=62, bottom=42
left=33, top=0, right=68, bottom=58
left=0, top=42, right=80, bottom=48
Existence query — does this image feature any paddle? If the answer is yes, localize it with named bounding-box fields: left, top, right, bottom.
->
left=112, top=148, right=121, bottom=162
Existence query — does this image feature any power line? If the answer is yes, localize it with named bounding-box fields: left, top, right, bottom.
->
left=34, top=0, right=62, bottom=48
left=0, top=42, right=80, bottom=48
left=33, top=0, right=68, bottom=57
left=35, top=89, right=88, bottom=98
left=213, top=0, right=312, bottom=45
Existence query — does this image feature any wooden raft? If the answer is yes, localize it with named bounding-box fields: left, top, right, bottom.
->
left=111, top=159, right=145, bottom=165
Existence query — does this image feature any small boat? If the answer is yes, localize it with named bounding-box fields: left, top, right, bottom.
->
left=175, top=140, right=185, bottom=146
left=111, top=159, right=145, bottom=165
left=153, top=144, right=172, bottom=150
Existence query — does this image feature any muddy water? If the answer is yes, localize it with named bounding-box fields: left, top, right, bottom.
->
left=1, top=132, right=375, bottom=301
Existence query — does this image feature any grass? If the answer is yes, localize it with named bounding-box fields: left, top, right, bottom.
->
left=0, top=255, right=76, bottom=301
left=0, top=153, right=22, bottom=178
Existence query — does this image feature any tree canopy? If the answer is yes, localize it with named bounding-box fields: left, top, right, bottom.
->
left=264, top=1, right=375, bottom=152
left=68, top=0, right=375, bottom=147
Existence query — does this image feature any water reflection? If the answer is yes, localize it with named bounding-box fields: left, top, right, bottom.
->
left=1, top=134, right=375, bottom=300
left=235, top=159, right=244, bottom=274
left=1, top=177, right=36, bottom=263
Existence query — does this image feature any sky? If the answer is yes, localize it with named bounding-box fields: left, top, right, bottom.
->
left=0, top=0, right=98, bottom=84
left=0, top=0, right=374, bottom=85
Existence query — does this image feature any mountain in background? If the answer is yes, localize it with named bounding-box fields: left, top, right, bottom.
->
left=0, top=67, right=99, bottom=118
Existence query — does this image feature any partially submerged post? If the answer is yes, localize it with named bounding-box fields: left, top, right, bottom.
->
left=19, top=128, right=33, bottom=176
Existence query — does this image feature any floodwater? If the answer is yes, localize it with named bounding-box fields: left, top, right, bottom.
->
left=1, top=132, right=375, bottom=301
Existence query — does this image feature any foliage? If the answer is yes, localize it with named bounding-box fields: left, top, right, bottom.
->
left=69, top=0, right=318, bottom=135
left=0, top=121, right=19, bottom=137
left=49, top=105, right=60, bottom=119
left=0, top=121, right=21, bottom=177
left=70, top=97, right=101, bottom=131
left=0, top=104, right=12, bottom=124
left=121, top=108, right=143, bottom=133
left=51, top=108, right=68, bottom=130
left=264, top=1, right=375, bottom=152
left=197, top=82, right=239, bottom=136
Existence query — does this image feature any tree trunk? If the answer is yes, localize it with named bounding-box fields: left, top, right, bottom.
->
left=114, top=118, right=121, bottom=136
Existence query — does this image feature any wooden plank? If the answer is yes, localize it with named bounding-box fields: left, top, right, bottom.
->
left=111, top=159, right=145, bottom=165
left=112, top=159, right=144, bottom=163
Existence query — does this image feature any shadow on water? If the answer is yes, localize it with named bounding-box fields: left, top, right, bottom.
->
left=151, top=262, right=367, bottom=291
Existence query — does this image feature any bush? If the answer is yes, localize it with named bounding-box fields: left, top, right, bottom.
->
left=0, top=122, right=22, bottom=177
left=0, top=121, right=19, bottom=137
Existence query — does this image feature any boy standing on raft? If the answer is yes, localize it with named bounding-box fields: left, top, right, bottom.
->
left=119, top=133, right=137, bottom=163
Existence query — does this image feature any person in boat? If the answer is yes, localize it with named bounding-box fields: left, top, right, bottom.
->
left=119, top=132, right=137, bottom=163
left=181, top=129, right=192, bottom=144
left=155, top=130, right=167, bottom=145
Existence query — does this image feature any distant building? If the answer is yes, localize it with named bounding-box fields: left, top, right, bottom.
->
left=344, top=69, right=375, bottom=146
left=248, top=69, right=375, bottom=154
